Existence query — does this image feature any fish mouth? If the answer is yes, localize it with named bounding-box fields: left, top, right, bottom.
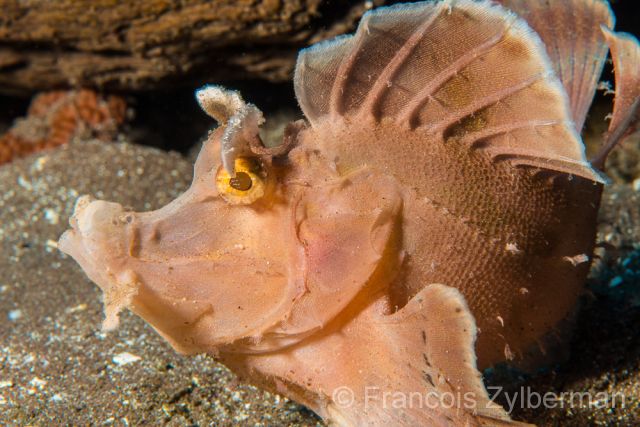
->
left=59, top=196, right=134, bottom=279
left=59, top=195, right=141, bottom=330
left=59, top=195, right=97, bottom=259
left=59, top=195, right=129, bottom=258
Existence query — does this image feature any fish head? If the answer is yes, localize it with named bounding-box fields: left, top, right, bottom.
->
left=58, top=131, right=303, bottom=353
left=58, top=110, right=403, bottom=354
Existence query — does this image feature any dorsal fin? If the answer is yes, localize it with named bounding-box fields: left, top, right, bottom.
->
left=294, top=0, right=604, bottom=182
left=499, top=0, right=614, bottom=132
left=591, top=28, right=640, bottom=168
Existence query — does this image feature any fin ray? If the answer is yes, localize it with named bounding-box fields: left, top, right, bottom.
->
left=329, top=28, right=367, bottom=117
left=458, top=119, right=563, bottom=146
left=294, top=36, right=355, bottom=123
left=426, top=72, right=546, bottom=134
left=498, top=0, right=615, bottom=131
left=360, top=2, right=446, bottom=118
left=398, top=24, right=512, bottom=126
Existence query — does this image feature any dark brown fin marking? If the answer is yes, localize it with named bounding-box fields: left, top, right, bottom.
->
left=423, top=72, right=548, bottom=134
left=592, top=28, right=640, bottom=169
left=498, top=0, right=614, bottom=132
left=294, top=0, right=604, bottom=182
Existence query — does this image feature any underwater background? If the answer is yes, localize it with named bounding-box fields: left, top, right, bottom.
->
left=0, top=0, right=639, bottom=425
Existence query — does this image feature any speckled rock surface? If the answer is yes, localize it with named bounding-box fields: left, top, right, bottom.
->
left=0, top=0, right=384, bottom=95
left=0, top=140, right=320, bottom=426
left=0, top=137, right=639, bottom=426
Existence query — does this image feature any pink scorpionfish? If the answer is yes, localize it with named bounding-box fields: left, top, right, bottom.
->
left=59, top=0, right=639, bottom=425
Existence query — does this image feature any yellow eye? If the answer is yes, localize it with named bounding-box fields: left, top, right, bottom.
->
left=215, top=157, right=268, bottom=205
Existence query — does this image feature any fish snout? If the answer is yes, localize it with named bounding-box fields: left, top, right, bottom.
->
left=59, top=195, right=132, bottom=263
left=59, top=196, right=144, bottom=332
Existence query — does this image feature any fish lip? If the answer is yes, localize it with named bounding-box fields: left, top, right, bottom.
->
left=67, top=194, right=96, bottom=230
left=58, top=195, right=92, bottom=257
left=57, top=228, right=77, bottom=257
left=58, top=197, right=133, bottom=305
left=58, top=195, right=132, bottom=269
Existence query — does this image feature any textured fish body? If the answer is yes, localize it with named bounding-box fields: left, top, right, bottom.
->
left=293, top=0, right=605, bottom=367
left=297, top=113, right=601, bottom=367
left=58, top=0, right=639, bottom=425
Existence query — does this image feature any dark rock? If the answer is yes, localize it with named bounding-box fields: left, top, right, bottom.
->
left=0, top=0, right=384, bottom=95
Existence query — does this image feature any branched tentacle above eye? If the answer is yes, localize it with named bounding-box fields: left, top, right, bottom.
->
left=249, top=119, right=308, bottom=158
left=196, top=85, right=265, bottom=176
left=196, top=86, right=304, bottom=176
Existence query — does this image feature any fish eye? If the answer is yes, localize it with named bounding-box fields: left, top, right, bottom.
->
left=229, top=172, right=253, bottom=191
left=215, top=157, right=268, bottom=205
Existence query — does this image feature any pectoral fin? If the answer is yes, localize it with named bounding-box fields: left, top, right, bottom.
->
left=322, top=284, right=533, bottom=426
left=364, top=284, right=530, bottom=425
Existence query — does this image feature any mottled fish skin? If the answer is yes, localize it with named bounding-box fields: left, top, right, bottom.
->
left=57, top=0, right=638, bottom=426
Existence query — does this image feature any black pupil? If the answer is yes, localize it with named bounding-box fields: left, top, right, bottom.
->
left=229, top=172, right=253, bottom=191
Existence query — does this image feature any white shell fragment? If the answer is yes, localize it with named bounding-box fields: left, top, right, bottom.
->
left=112, top=352, right=142, bottom=366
